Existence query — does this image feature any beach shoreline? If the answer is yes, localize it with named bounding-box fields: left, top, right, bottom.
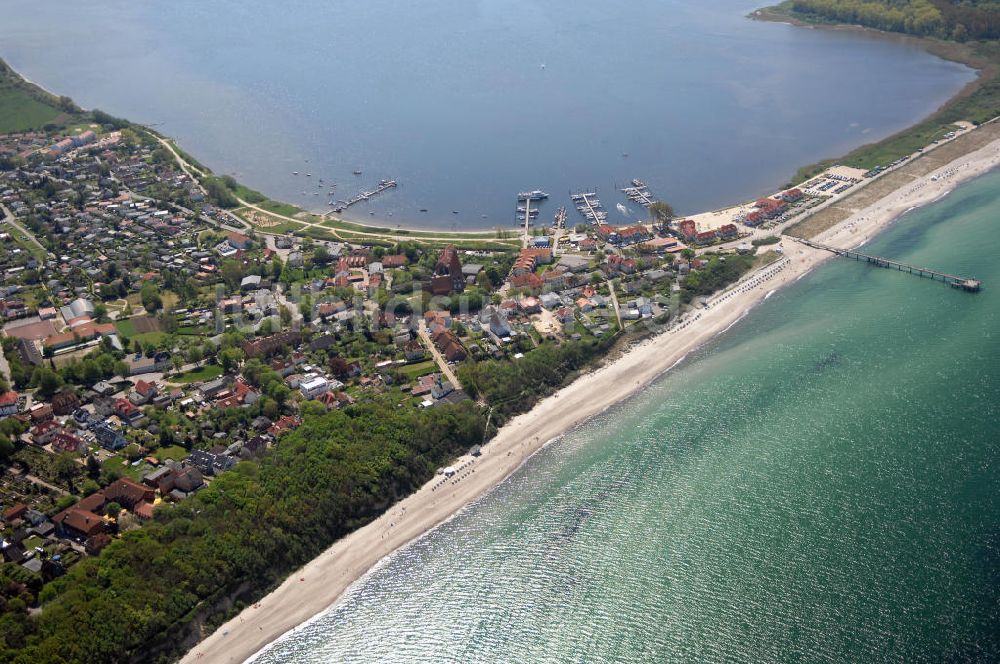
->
left=180, top=132, right=1000, bottom=664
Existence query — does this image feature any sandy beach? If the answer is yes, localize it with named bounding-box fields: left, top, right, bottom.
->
left=181, top=133, right=1000, bottom=664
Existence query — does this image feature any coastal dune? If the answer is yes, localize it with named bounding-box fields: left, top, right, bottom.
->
left=182, top=134, right=1000, bottom=664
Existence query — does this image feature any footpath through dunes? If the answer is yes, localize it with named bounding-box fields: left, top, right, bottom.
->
left=787, top=120, right=1000, bottom=239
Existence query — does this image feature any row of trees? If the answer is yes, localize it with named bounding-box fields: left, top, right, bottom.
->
left=789, top=0, right=1000, bottom=41
left=458, top=337, right=614, bottom=422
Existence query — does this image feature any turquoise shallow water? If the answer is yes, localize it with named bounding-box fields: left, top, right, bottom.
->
left=253, top=172, right=1000, bottom=663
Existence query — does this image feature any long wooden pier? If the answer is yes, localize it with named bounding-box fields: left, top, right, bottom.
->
left=520, top=198, right=532, bottom=246
left=794, top=237, right=981, bottom=292
left=571, top=191, right=607, bottom=225
left=327, top=179, right=396, bottom=215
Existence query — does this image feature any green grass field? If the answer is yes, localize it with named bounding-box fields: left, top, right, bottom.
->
left=6, top=224, right=48, bottom=263
left=399, top=360, right=437, bottom=379
left=150, top=445, right=188, bottom=462
left=170, top=364, right=223, bottom=384
left=114, top=319, right=137, bottom=337
left=256, top=200, right=304, bottom=217
left=0, top=88, right=62, bottom=133
left=132, top=331, right=169, bottom=346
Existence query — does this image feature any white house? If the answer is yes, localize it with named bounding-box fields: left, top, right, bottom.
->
left=299, top=374, right=330, bottom=400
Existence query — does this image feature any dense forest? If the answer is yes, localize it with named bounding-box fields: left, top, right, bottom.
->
left=786, top=0, right=1000, bottom=40
left=0, top=401, right=484, bottom=663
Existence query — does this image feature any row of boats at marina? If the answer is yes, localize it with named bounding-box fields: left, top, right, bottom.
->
left=521, top=179, right=658, bottom=229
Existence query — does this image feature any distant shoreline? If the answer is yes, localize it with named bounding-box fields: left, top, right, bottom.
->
left=181, top=123, right=1000, bottom=664
left=0, top=8, right=986, bottom=239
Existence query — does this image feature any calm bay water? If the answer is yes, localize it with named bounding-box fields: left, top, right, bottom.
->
left=253, top=173, right=1000, bottom=662
left=0, top=1, right=974, bottom=228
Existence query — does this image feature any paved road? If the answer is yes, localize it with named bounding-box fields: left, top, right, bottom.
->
left=605, top=279, right=622, bottom=328
left=1, top=203, right=52, bottom=259
left=7, top=468, right=70, bottom=497
left=236, top=196, right=508, bottom=244
left=152, top=136, right=250, bottom=230
left=417, top=320, right=462, bottom=390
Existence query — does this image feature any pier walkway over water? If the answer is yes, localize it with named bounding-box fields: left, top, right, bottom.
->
left=793, top=237, right=981, bottom=292
left=326, top=179, right=397, bottom=216
left=571, top=192, right=607, bottom=225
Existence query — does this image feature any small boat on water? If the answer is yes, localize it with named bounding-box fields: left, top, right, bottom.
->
left=292, top=171, right=299, bottom=175
left=353, top=170, right=363, bottom=175
left=517, top=190, right=549, bottom=201
left=617, top=203, right=629, bottom=216
left=420, top=208, right=428, bottom=212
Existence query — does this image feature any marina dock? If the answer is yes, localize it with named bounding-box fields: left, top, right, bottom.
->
left=553, top=206, right=567, bottom=230
left=571, top=191, right=607, bottom=225
left=794, top=237, right=981, bottom=291
left=327, top=179, right=397, bottom=215
left=621, top=179, right=656, bottom=207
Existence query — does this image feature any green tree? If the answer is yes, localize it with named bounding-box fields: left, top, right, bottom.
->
left=140, top=283, right=163, bottom=313
left=0, top=433, right=14, bottom=463
left=649, top=201, right=674, bottom=224
left=85, top=454, right=101, bottom=479
left=52, top=454, right=78, bottom=488
left=220, top=260, right=244, bottom=291
left=219, top=347, right=244, bottom=373
left=31, top=367, right=62, bottom=398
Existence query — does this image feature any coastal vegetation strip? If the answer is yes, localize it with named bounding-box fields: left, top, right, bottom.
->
left=759, top=1, right=1000, bottom=185
left=786, top=119, right=1000, bottom=238
left=0, top=60, right=78, bottom=134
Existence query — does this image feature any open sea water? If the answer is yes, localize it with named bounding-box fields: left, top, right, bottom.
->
left=253, top=171, right=1000, bottom=662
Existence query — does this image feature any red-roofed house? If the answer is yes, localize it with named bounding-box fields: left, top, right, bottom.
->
left=695, top=230, right=718, bottom=244
left=744, top=210, right=766, bottom=227
left=381, top=254, right=408, bottom=269
left=781, top=188, right=803, bottom=202
left=228, top=232, right=251, bottom=250
left=31, top=420, right=62, bottom=445
left=617, top=224, right=653, bottom=246
left=51, top=432, right=86, bottom=455
left=114, top=397, right=143, bottom=424
left=509, top=272, right=544, bottom=291
left=232, top=378, right=260, bottom=405
left=676, top=219, right=698, bottom=241
left=0, top=391, right=19, bottom=417
left=718, top=223, right=739, bottom=240
left=129, top=379, right=157, bottom=405
left=268, top=415, right=302, bottom=437
left=596, top=224, right=618, bottom=241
